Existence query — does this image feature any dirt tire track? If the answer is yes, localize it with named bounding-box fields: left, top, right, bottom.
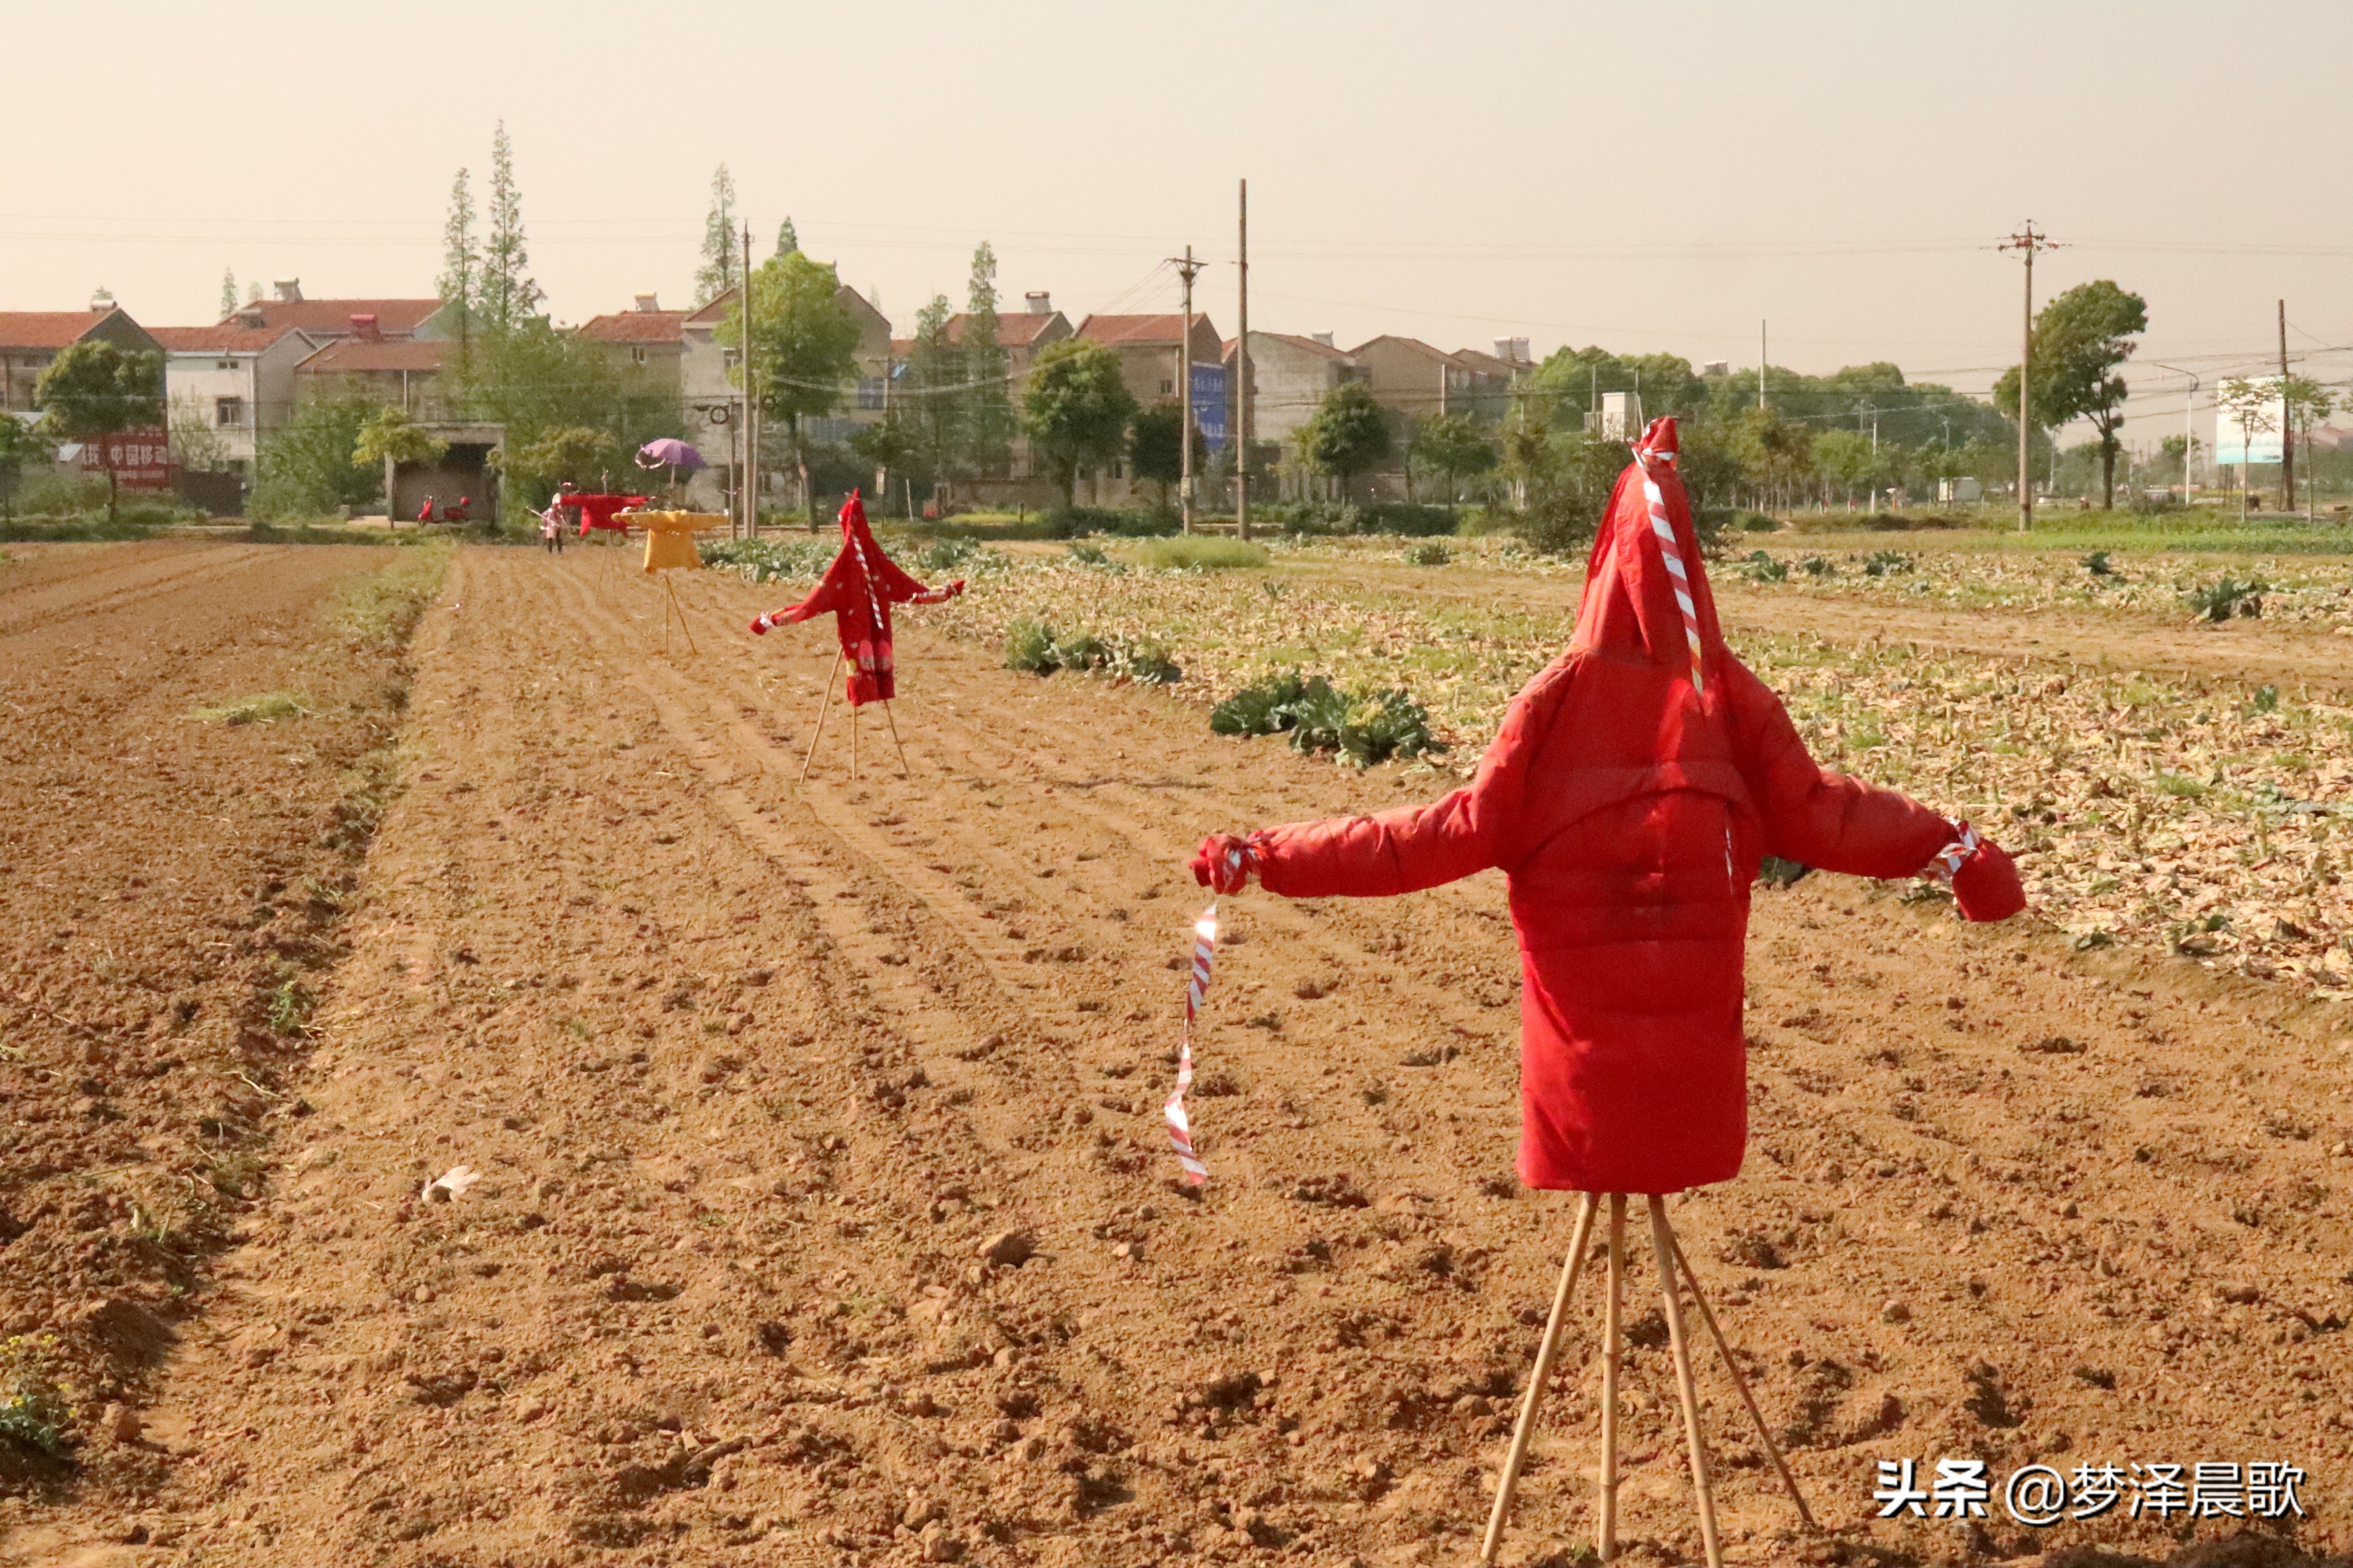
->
left=0, top=543, right=277, bottom=640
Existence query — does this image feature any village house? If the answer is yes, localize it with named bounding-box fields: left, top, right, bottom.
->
left=224, top=279, right=458, bottom=342
left=0, top=298, right=163, bottom=415
left=1348, top=334, right=1507, bottom=433
left=291, top=331, right=458, bottom=420
left=1228, top=330, right=1365, bottom=469
left=150, top=320, right=320, bottom=475
left=675, top=282, right=892, bottom=514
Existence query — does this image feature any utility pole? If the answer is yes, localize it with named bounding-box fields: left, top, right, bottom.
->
left=1758, top=320, right=1767, bottom=412
left=1999, top=221, right=2057, bottom=533
left=1236, top=179, right=1251, bottom=541
left=1171, top=244, right=1205, bottom=533
left=741, top=223, right=757, bottom=538
left=2279, top=299, right=2295, bottom=513
left=2150, top=363, right=2199, bottom=499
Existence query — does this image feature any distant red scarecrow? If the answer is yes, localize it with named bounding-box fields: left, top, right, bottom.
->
left=1192, top=418, right=2024, bottom=1196
left=749, top=489, right=964, bottom=705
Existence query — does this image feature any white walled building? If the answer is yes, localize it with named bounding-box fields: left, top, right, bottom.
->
left=151, top=323, right=319, bottom=474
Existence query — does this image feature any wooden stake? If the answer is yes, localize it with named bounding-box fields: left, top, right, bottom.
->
left=1648, top=1197, right=1722, bottom=1568
left=850, top=700, right=860, bottom=780
left=665, top=575, right=700, bottom=656
left=1478, top=1192, right=1598, bottom=1566
left=799, top=652, right=843, bottom=783
left=1599, top=1193, right=1626, bottom=1559
left=880, top=698, right=912, bottom=778
left=1666, top=1227, right=1816, bottom=1530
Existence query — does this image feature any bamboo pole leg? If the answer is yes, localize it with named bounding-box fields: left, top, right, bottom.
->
left=880, top=698, right=912, bottom=778
left=850, top=701, right=860, bottom=780
left=1666, top=1228, right=1817, bottom=1531
left=667, top=575, right=700, bottom=656
left=799, top=652, right=844, bottom=783
left=1477, top=1193, right=1599, bottom=1567
left=1647, top=1197, right=1723, bottom=1568
left=1599, top=1194, right=1626, bottom=1560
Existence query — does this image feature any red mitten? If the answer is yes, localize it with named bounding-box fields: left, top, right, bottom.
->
left=1190, top=834, right=1256, bottom=894
left=1939, top=825, right=2025, bottom=923
left=749, top=613, right=774, bottom=637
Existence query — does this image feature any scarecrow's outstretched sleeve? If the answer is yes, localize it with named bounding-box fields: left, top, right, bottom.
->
left=1720, top=659, right=1953, bottom=879
left=1216, top=666, right=1553, bottom=899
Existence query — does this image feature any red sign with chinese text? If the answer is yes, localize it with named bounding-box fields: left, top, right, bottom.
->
left=80, top=426, right=174, bottom=492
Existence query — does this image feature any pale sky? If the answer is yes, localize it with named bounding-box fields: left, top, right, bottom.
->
left=10, top=1, right=2350, bottom=443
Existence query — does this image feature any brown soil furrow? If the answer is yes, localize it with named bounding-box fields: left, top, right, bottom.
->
left=14, top=542, right=2353, bottom=1568
left=0, top=542, right=275, bottom=640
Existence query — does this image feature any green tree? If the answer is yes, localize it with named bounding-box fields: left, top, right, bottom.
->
left=1728, top=408, right=1815, bottom=510
left=2217, top=377, right=2282, bottom=517
left=251, top=393, right=384, bottom=521
left=1022, top=339, right=1137, bottom=506
left=848, top=408, right=914, bottom=512
left=218, top=267, right=237, bottom=323
left=1811, top=428, right=1884, bottom=507
left=694, top=164, right=738, bottom=307
left=0, top=416, right=56, bottom=519
left=1992, top=279, right=2147, bottom=509
left=1128, top=402, right=1202, bottom=513
left=481, top=121, right=539, bottom=333
left=729, top=249, right=862, bottom=527
left=1301, top=382, right=1394, bottom=502
left=903, top=294, right=964, bottom=507
left=34, top=339, right=165, bottom=523
left=167, top=395, right=231, bottom=473
left=452, top=319, right=678, bottom=511
left=507, top=426, right=621, bottom=494
left=961, top=241, right=1014, bottom=476
left=438, top=166, right=480, bottom=342
left=775, top=217, right=798, bottom=256
left=351, top=407, right=449, bottom=510
left=1408, top=412, right=1498, bottom=510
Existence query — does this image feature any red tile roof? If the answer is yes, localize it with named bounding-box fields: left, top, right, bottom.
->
left=295, top=338, right=453, bottom=374
left=1077, top=313, right=1204, bottom=348
left=229, top=298, right=442, bottom=336
left=150, top=323, right=304, bottom=354
left=946, top=311, right=1065, bottom=349
left=1258, top=332, right=1355, bottom=363
left=684, top=289, right=738, bottom=326
left=0, top=311, right=115, bottom=351
left=577, top=310, right=688, bottom=346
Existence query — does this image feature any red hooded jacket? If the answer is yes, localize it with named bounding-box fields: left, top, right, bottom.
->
left=751, top=491, right=964, bottom=706
left=1204, top=419, right=2021, bottom=1194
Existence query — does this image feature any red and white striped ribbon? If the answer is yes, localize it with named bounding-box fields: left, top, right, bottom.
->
left=1165, top=904, right=1217, bottom=1185
left=1631, top=453, right=1706, bottom=695
left=1928, top=821, right=1980, bottom=882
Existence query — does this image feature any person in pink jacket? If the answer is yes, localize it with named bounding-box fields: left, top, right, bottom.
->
left=1193, top=418, right=2022, bottom=1197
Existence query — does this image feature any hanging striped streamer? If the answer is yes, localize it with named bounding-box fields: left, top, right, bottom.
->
left=1929, top=822, right=1980, bottom=882
left=1165, top=904, right=1217, bottom=1185
left=1633, top=456, right=1706, bottom=694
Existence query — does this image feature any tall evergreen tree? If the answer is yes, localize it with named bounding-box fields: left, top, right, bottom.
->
left=694, top=164, right=738, bottom=307
left=218, top=267, right=238, bottom=322
left=961, top=241, right=1013, bottom=475
left=481, top=122, right=537, bottom=332
left=904, top=294, right=965, bottom=507
left=437, top=167, right=479, bottom=333
left=775, top=217, right=799, bottom=257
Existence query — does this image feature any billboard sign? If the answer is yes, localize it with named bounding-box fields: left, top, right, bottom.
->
left=2214, top=378, right=2284, bottom=466
left=81, top=426, right=175, bottom=492
left=1190, top=363, right=1228, bottom=451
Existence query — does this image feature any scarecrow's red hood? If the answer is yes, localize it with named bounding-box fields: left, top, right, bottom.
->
left=1571, top=416, right=1725, bottom=682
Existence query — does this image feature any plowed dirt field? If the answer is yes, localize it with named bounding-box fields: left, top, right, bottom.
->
left=5, top=541, right=2352, bottom=1568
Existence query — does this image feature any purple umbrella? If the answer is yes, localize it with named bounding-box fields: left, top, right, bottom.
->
left=636, top=438, right=706, bottom=472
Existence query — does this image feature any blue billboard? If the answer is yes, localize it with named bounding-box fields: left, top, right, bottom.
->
left=1190, top=364, right=1229, bottom=451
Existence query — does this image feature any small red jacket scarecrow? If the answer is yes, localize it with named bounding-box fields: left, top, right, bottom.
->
left=750, top=490, right=964, bottom=705
left=1194, top=418, right=2023, bottom=1196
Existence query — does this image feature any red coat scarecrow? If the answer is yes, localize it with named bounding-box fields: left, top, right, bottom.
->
left=1194, top=419, right=2022, bottom=1195
left=749, top=490, right=965, bottom=705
